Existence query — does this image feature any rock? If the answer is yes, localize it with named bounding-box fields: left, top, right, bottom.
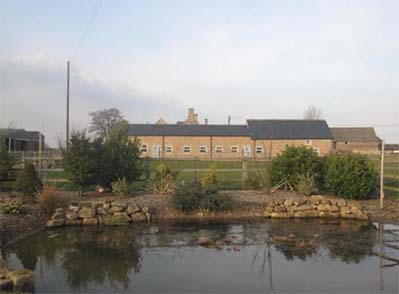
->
left=337, top=199, right=347, bottom=207
left=131, top=212, right=147, bottom=222
left=283, top=198, right=293, bottom=206
left=0, top=279, right=12, bottom=291
left=50, top=211, right=64, bottom=220
left=109, top=206, right=124, bottom=214
left=46, top=218, right=64, bottom=227
left=266, top=204, right=275, bottom=213
left=320, top=198, right=330, bottom=205
left=69, top=205, right=80, bottom=213
left=79, top=207, right=96, bottom=219
left=340, top=206, right=351, bottom=214
left=198, top=236, right=211, bottom=246
left=274, top=206, right=287, bottom=213
left=126, top=203, right=140, bottom=215
left=112, top=200, right=127, bottom=209
left=319, top=211, right=326, bottom=217
left=65, top=219, right=83, bottom=226
left=55, top=208, right=64, bottom=213
left=82, top=217, right=98, bottom=226
left=330, top=205, right=340, bottom=212
left=65, top=211, right=78, bottom=220
left=271, top=212, right=289, bottom=218
left=309, top=195, right=324, bottom=204
left=145, top=212, right=151, bottom=222
left=317, top=204, right=331, bottom=212
left=7, top=269, right=35, bottom=292
left=113, top=212, right=131, bottom=224
left=326, top=212, right=341, bottom=218
left=264, top=211, right=271, bottom=217
left=296, top=204, right=312, bottom=211
left=350, top=207, right=369, bottom=220
left=142, top=206, right=149, bottom=213
left=98, top=215, right=113, bottom=225
left=96, top=207, right=108, bottom=215
left=293, top=199, right=307, bottom=206
left=355, top=213, right=369, bottom=221
left=102, top=202, right=111, bottom=210
left=341, top=213, right=356, bottom=219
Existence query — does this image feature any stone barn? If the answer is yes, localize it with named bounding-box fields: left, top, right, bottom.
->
left=330, top=127, right=381, bottom=154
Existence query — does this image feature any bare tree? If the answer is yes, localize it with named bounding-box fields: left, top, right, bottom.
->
left=89, top=108, right=126, bottom=139
left=303, top=105, right=322, bottom=120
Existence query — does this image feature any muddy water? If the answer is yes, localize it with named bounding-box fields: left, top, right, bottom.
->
left=4, top=219, right=399, bottom=293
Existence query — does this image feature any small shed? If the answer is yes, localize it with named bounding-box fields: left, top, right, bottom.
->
left=330, top=127, right=381, bottom=154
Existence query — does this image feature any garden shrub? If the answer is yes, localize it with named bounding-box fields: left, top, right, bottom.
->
left=201, top=164, right=218, bottom=188
left=242, top=163, right=271, bottom=191
left=15, top=163, right=42, bottom=195
left=37, top=185, right=62, bottom=218
left=111, top=177, right=132, bottom=196
left=153, top=163, right=178, bottom=195
left=0, top=202, right=27, bottom=214
left=296, top=172, right=316, bottom=196
left=324, top=152, right=377, bottom=199
left=171, top=182, right=232, bottom=212
left=270, top=146, right=323, bottom=190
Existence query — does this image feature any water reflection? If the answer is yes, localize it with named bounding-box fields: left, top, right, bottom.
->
left=2, top=219, right=397, bottom=292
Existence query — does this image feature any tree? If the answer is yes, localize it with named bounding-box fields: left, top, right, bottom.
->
left=61, top=131, right=94, bottom=197
left=93, top=121, right=142, bottom=189
left=303, top=105, right=322, bottom=120
left=89, top=108, right=126, bottom=139
left=0, top=128, right=19, bottom=191
left=15, top=163, right=42, bottom=195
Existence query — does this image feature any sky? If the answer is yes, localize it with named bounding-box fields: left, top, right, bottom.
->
left=1, top=0, right=398, bottom=146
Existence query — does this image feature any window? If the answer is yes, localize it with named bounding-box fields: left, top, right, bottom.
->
left=313, top=148, right=320, bottom=155
left=199, top=145, right=208, bottom=153
left=215, top=145, right=223, bottom=153
left=183, top=146, right=191, bottom=153
left=165, top=145, right=173, bottom=153
left=304, top=140, right=312, bottom=145
left=255, top=146, right=264, bottom=154
left=140, top=144, right=148, bottom=152
left=231, top=146, right=238, bottom=153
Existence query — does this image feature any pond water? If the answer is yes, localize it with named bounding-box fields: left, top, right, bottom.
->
left=3, top=219, right=399, bottom=293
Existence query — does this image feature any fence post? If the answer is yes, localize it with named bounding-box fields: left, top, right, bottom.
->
left=145, top=157, right=151, bottom=189
left=380, top=141, right=385, bottom=210
left=242, top=159, right=248, bottom=181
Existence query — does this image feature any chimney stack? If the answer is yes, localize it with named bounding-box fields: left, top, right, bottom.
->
left=204, top=118, right=208, bottom=125
left=228, top=115, right=231, bottom=125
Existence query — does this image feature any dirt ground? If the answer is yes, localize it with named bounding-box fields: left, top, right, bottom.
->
left=0, top=190, right=398, bottom=246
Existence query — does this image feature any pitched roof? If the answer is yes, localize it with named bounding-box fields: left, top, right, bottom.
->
left=330, top=127, right=381, bottom=142
left=246, top=120, right=333, bottom=140
left=127, top=124, right=249, bottom=137
left=385, top=144, right=399, bottom=151
left=0, top=129, right=43, bottom=141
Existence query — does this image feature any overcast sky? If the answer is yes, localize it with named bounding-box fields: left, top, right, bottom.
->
left=1, top=0, right=398, bottom=146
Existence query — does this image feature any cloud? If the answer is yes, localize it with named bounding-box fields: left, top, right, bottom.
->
left=0, top=56, right=184, bottom=146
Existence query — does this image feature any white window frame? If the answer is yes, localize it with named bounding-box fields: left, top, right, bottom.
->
left=231, top=146, right=239, bottom=153
left=215, top=145, right=223, bottom=153
left=183, top=145, right=191, bottom=153
left=304, top=139, right=312, bottom=146
left=255, top=146, right=264, bottom=154
left=140, top=144, right=148, bottom=152
left=242, top=145, right=251, bottom=156
left=313, top=147, right=320, bottom=155
left=165, top=145, right=173, bottom=153
left=199, top=145, right=208, bottom=153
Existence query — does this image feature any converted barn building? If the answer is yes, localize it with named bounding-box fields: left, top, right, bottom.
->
left=330, top=127, right=381, bottom=154
left=127, top=120, right=333, bottom=160
left=0, top=129, right=45, bottom=152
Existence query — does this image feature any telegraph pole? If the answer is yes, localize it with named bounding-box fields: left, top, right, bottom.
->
left=66, top=61, right=70, bottom=148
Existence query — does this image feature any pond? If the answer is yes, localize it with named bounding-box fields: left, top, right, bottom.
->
left=3, top=219, right=399, bottom=293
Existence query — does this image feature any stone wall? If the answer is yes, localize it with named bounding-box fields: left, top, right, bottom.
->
left=46, top=200, right=150, bottom=228
left=264, top=195, right=369, bottom=220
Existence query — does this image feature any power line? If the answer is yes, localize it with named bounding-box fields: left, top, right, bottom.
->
left=71, top=0, right=103, bottom=59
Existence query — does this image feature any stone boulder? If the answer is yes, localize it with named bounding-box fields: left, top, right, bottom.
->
left=126, top=203, right=140, bottom=215
left=109, top=206, right=124, bottom=214
left=46, top=218, right=64, bottom=228
left=65, top=219, right=83, bottom=226
left=79, top=207, right=95, bottom=219
left=82, top=217, right=98, bottom=226
left=102, top=202, right=111, bottom=210
left=0, top=279, right=12, bottom=291
left=69, top=205, right=80, bottom=213
left=7, top=269, right=35, bottom=292
left=50, top=211, right=64, bottom=220
left=96, top=207, right=108, bottom=215
left=271, top=212, right=289, bottom=218
left=274, top=206, right=287, bottom=213
left=309, top=195, right=324, bottom=204
left=113, top=212, right=131, bottom=224
left=131, top=212, right=147, bottom=222
left=65, top=211, right=78, bottom=221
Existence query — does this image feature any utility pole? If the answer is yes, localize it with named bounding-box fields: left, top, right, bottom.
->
left=380, top=140, right=385, bottom=210
left=66, top=60, right=70, bottom=148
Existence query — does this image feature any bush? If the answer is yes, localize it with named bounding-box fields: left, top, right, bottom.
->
left=0, top=202, right=27, bottom=214
left=201, top=165, right=218, bottom=188
left=37, top=185, right=62, bottom=218
left=111, top=177, right=132, bottom=196
left=270, top=146, right=323, bottom=190
left=15, top=163, right=42, bottom=195
left=153, top=163, right=177, bottom=195
left=324, top=152, right=377, bottom=199
left=242, top=164, right=271, bottom=191
left=297, top=172, right=316, bottom=196
left=171, top=183, right=232, bottom=213
left=0, top=145, right=19, bottom=191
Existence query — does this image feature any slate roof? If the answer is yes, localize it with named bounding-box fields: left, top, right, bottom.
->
left=330, top=127, right=381, bottom=142
left=127, top=124, right=250, bottom=137
left=128, top=119, right=333, bottom=139
left=246, top=120, right=333, bottom=140
left=384, top=144, right=399, bottom=151
left=0, top=129, right=43, bottom=141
